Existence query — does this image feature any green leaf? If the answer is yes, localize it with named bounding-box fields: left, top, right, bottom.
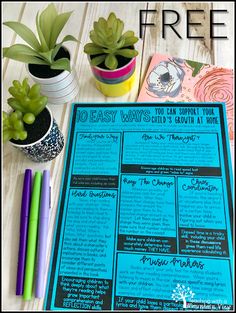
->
left=3, top=44, right=48, bottom=64
left=3, top=110, right=28, bottom=142
left=52, top=35, right=78, bottom=60
left=28, top=84, right=41, bottom=99
left=90, top=30, right=106, bottom=47
left=122, top=36, right=139, bottom=48
left=61, top=34, right=78, bottom=43
left=33, top=96, right=48, bottom=115
left=15, top=110, right=23, bottom=119
left=93, top=21, right=106, bottom=38
left=186, top=60, right=204, bottom=77
left=23, top=113, right=35, bottom=124
left=12, top=132, right=20, bottom=141
left=39, top=3, right=58, bottom=47
left=106, top=33, right=117, bottom=46
left=3, top=111, right=8, bottom=121
left=115, top=19, right=124, bottom=42
left=90, top=55, right=106, bottom=67
left=84, top=43, right=105, bottom=55
left=22, top=78, right=30, bottom=94
left=36, top=12, right=49, bottom=52
left=6, top=79, right=48, bottom=120
left=102, top=48, right=114, bottom=54
left=12, top=80, right=21, bottom=89
left=120, top=31, right=135, bottom=39
left=50, top=58, right=71, bottom=71
left=7, top=98, right=24, bottom=112
left=111, top=19, right=118, bottom=38
left=116, top=38, right=126, bottom=49
left=49, top=11, right=73, bottom=48
left=19, top=131, right=27, bottom=140
left=3, top=48, right=8, bottom=57
left=3, top=44, right=41, bottom=58
left=105, top=54, right=118, bottom=70
left=98, top=17, right=107, bottom=31
left=10, top=111, right=19, bottom=122
left=107, top=12, right=116, bottom=28
left=8, top=86, right=21, bottom=99
left=13, top=119, right=24, bottom=130
left=39, top=49, right=54, bottom=63
left=3, top=21, right=41, bottom=50
left=3, top=131, right=11, bottom=142
left=13, top=54, right=48, bottom=65
left=116, top=49, right=138, bottom=58
left=51, top=43, right=62, bottom=60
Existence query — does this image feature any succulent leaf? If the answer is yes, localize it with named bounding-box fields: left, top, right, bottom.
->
left=19, top=131, right=27, bottom=140
left=28, top=84, right=41, bottom=99
left=3, top=4, right=76, bottom=72
left=123, top=36, right=139, bottom=48
left=3, top=44, right=42, bottom=59
left=7, top=78, right=48, bottom=117
left=50, top=58, right=71, bottom=72
left=39, top=3, right=57, bottom=47
left=116, top=49, right=138, bottom=58
left=22, top=78, right=30, bottom=94
left=98, top=18, right=108, bottom=32
left=7, top=98, right=23, bottom=112
left=36, top=12, right=49, bottom=52
left=84, top=43, right=105, bottom=55
left=90, top=30, right=106, bottom=47
left=84, top=12, right=138, bottom=69
left=3, top=46, right=48, bottom=65
left=121, top=31, right=135, bottom=39
left=90, top=55, right=106, bottom=66
left=39, top=49, right=54, bottom=63
left=105, top=54, right=118, bottom=70
left=3, top=21, right=41, bottom=50
left=116, top=38, right=126, bottom=49
left=3, top=110, right=27, bottom=142
left=115, top=19, right=124, bottom=42
left=49, top=11, right=73, bottom=48
left=23, top=113, right=35, bottom=124
left=51, top=35, right=77, bottom=61
left=107, top=13, right=116, bottom=28
left=111, top=19, right=118, bottom=39
left=93, top=21, right=106, bottom=38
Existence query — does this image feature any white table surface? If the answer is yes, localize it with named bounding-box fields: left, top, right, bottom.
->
left=2, top=1, right=234, bottom=311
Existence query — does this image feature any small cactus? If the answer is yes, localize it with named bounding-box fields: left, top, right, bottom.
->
left=7, top=78, right=47, bottom=124
left=84, top=12, right=139, bottom=70
left=3, top=110, right=27, bottom=142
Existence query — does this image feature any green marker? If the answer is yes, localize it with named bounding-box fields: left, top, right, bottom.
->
left=23, top=171, right=42, bottom=300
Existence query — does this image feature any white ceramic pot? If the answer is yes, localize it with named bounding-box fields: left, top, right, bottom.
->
left=26, top=49, right=79, bottom=105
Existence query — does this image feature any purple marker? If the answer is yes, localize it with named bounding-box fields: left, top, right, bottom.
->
left=35, top=170, right=50, bottom=298
left=16, top=169, right=32, bottom=295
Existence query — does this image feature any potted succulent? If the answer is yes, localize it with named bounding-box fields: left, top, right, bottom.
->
left=84, top=12, right=139, bottom=97
left=3, top=78, right=64, bottom=162
left=3, top=3, right=79, bottom=105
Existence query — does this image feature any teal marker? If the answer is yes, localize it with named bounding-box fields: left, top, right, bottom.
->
left=23, top=171, right=42, bottom=300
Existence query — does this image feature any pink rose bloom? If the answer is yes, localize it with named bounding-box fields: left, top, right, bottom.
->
left=194, top=68, right=233, bottom=140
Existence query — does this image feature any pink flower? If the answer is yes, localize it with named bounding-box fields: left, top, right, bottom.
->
left=194, top=68, right=233, bottom=140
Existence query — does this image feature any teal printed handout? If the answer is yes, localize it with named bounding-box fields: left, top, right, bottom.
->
left=45, top=103, right=234, bottom=311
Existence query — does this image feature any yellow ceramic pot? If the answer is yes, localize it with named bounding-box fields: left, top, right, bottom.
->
left=90, top=57, right=136, bottom=97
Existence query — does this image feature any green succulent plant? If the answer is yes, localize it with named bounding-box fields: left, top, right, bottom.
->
left=7, top=78, right=48, bottom=124
left=3, top=3, right=78, bottom=72
left=3, top=78, right=48, bottom=143
left=84, top=12, right=139, bottom=70
left=3, top=110, right=27, bottom=142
